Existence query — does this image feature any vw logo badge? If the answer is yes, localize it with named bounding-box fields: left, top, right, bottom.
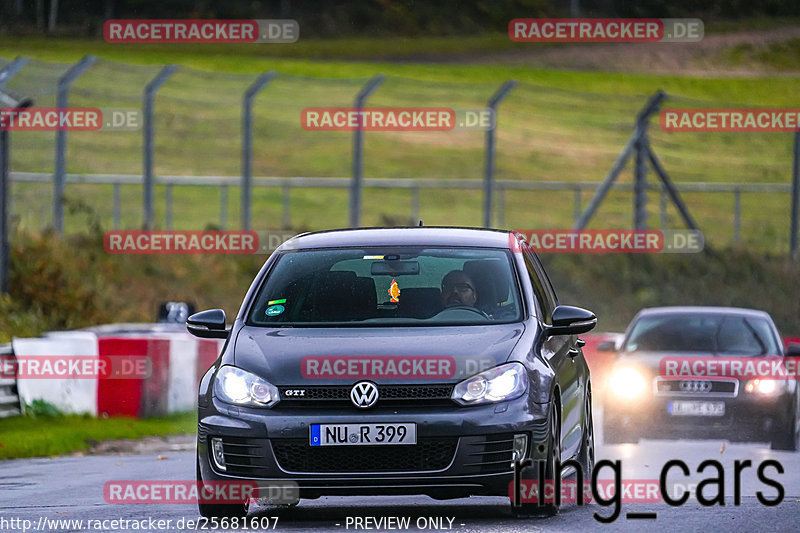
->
left=679, top=380, right=712, bottom=393
left=351, top=381, right=379, bottom=409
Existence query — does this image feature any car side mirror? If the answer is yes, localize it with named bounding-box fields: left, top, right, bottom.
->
left=597, top=340, right=617, bottom=352
left=546, top=305, right=597, bottom=336
left=787, top=343, right=800, bottom=357
left=187, top=309, right=229, bottom=339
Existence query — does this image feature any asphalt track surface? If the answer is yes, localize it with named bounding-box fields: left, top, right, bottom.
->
left=2, top=409, right=799, bottom=533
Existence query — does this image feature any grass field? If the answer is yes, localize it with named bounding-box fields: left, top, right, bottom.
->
left=1, top=34, right=799, bottom=252
left=0, top=411, right=195, bottom=459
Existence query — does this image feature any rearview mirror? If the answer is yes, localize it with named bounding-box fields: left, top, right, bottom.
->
left=187, top=309, right=229, bottom=339
left=371, top=260, right=420, bottom=276
left=545, top=305, right=597, bottom=336
left=787, top=343, right=800, bottom=357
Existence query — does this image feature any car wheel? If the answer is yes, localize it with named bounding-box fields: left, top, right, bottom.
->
left=511, top=402, right=560, bottom=518
left=577, top=390, right=595, bottom=484
left=196, top=457, right=249, bottom=518
left=770, top=399, right=799, bottom=451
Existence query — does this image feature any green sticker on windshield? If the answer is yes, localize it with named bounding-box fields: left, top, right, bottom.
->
left=266, top=304, right=285, bottom=316
left=268, top=298, right=287, bottom=305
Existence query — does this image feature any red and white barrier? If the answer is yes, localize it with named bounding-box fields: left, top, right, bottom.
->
left=12, top=332, right=100, bottom=414
left=10, top=329, right=799, bottom=418
left=11, top=327, right=222, bottom=417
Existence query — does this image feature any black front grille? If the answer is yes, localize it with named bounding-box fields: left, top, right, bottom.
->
left=656, top=379, right=737, bottom=396
left=278, top=385, right=454, bottom=407
left=272, top=438, right=457, bottom=473
left=215, top=437, right=271, bottom=477
left=462, top=433, right=516, bottom=474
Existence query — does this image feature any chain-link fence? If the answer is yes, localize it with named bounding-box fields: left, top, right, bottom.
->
left=2, top=56, right=798, bottom=254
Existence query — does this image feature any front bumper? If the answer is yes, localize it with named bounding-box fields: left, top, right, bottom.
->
left=603, top=389, right=793, bottom=441
left=197, top=394, right=549, bottom=499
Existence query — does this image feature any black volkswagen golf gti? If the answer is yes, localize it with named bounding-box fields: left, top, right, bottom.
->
left=188, top=227, right=597, bottom=518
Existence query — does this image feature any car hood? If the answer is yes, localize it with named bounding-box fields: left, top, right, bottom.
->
left=233, top=323, right=525, bottom=385
left=612, top=351, right=783, bottom=379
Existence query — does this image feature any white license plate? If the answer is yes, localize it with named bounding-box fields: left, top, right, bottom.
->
left=310, top=423, right=416, bottom=446
left=668, top=401, right=725, bottom=417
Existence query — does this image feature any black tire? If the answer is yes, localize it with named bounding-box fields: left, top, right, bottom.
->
left=577, top=390, right=595, bottom=492
left=196, top=458, right=249, bottom=519
left=511, top=402, right=560, bottom=518
left=770, top=400, right=799, bottom=451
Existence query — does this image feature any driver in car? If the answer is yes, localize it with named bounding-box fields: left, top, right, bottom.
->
left=441, top=270, right=478, bottom=309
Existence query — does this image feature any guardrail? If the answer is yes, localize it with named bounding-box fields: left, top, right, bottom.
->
left=0, top=343, right=21, bottom=418
left=10, top=171, right=789, bottom=236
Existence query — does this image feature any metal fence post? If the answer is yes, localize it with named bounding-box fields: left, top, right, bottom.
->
left=54, top=55, right=97, bottom=234
left=573, top=186, right=582, bottom=223
left=219, top=185, right=228, bottom=230
left=734, top=188, right=741, bottom=243
left=0, top=61, right=30, bottom=294
left=0, top=57, right=29, bottom=89
left=113, top=183, right=121, bottom=230
left=143, top=64, right=178, bottom=231
left=165, top=184, right=173, bottom=231
left=483, top=80, right=517, bottom=228
left=350, top=75, right=384, bottom=228
left=0, top=127, right=9, bottom=294
left=241, top=71, right=276, bottom=231
left=0, top=89, right=32, bottom=295
left=496, top=184, right=506, bottom=228
left=632, top=94, right=660, bottom=230
left=791, top=131, right=799, bottom=262
left=410, top=185, right=420, bottom=224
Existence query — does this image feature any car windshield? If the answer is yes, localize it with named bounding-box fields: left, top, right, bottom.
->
left=247, top=247, right=522, bottom=326
left=623, top=313, right=780, bottom=355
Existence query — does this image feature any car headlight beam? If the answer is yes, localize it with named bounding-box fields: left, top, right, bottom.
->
left=746, top=378, right=778, bottom=395
left=609, top=367, right=647, bottom=399
left=452, top=363, right=527, bottom=406
left=214, top=365, right=279, bottom=407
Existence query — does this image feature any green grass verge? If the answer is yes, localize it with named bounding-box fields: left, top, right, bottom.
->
left=2, top=36, right=799, bottom=99
left=0, top=411, right=196, bottom=460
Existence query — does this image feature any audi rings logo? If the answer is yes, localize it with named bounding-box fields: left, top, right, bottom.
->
left=350, top=381, right=379, bottom=408
left=679, top=380, right=712, bottom=393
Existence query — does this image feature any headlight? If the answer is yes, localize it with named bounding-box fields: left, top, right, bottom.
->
left=214, top=366, right=279, bottom=407
left=452, top=363, right=527, bottom=405
left=609, top=367, right=647, bottom=399
left=745, top=378, right=778, bottom=395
